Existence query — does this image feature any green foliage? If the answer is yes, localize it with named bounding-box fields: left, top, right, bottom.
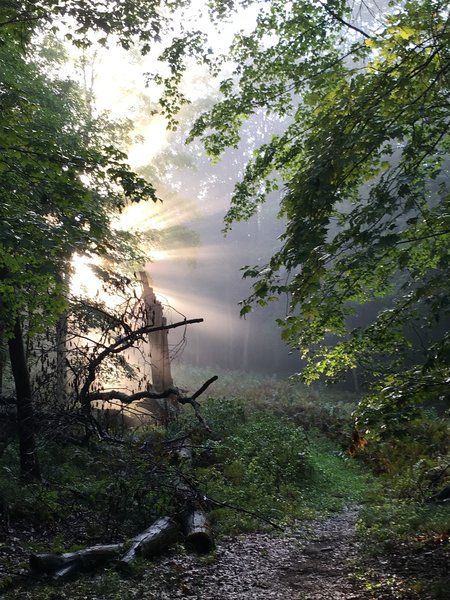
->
left=358, top=500, right=450, bottom=554
left=0, top=437, right=174, bottom=538
left=173, top=364, right=359, bottom=445
left=183, top=394, right=376, bottom=533
left=161, top=1, right=450, bottom=436
left=353, top=409, right=450, bottom=475
left=0, top=2, right=162, bottom=338
left=2, top=364, right=448, bottom=597
left=0, top=1, right=185, bottom=53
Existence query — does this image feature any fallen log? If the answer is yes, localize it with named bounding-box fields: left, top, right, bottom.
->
left=117, top=516, right=180, bottom=572
left=183, top=509, right=214, bottom=554
left=172, top=470, right=215, bottom=554
left=30, top=544, right=123, bottom=580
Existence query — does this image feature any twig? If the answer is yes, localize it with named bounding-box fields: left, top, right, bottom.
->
left=178, top=376, right=218, bottom=431
left=317, top=0, right=372, bottom=39
left=206, top=495, right=283, bottom=531
left=192, top=376, right=219, bottom=400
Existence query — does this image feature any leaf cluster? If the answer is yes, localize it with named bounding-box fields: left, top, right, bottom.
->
left=165, top=0, right=450, bottom=427
left=0, top=14, right=158, bottom=336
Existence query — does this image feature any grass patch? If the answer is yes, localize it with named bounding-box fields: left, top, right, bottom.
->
left=299, top=434, right=380, bottom=514
left=174, top=394, right=378, bottom=534
left=357, top=500, right=450, bottom=554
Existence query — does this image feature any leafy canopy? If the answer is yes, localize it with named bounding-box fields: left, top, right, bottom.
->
left=160, top=0, right=450, bottom=426
left=0, top=3, right=162, bottom=335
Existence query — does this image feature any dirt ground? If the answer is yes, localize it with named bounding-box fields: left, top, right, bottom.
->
left=144, top=510, right=369, bottom=600
left=2, top=508, right=449, bottom=599
left=136, top=509, right=449, bottom=600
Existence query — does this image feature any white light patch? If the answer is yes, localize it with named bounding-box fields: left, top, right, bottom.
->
left=128, top=116, right=169, bottom=168
left=70, top=254, right=102, bottom=298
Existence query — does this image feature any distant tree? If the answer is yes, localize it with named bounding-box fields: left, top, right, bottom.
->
left=159, top=0, right=450, bottom=431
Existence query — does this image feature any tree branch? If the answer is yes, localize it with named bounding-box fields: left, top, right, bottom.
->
left=86, top=388, right=179, bottom=404
left=78, top=318, right=203, bottom=406
left=87, top=376, right=219, bottom=432
left=318, top=0, right=372, bottom=39
left=191, top=376, right=218, bottom=400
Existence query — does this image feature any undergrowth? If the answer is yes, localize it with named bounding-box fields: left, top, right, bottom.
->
left=170, top=392, right=377, bottom=534
left=1, top=365, right=448, bottom=599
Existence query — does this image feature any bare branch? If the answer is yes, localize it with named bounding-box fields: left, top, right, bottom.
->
left=78, top=318, right=203, bottom=406
left=317, top=0, right=372, bottom=39
left=191, top=376, right=219, bottom=400
left=86, top=388, right=178, bottom=404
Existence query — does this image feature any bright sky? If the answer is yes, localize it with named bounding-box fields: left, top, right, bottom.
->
left=69, top=1, right=260, bottom=303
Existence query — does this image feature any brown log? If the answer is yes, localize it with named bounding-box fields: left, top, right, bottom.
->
left=137, top=517, right=180, bottom=558
left=183, top=509, right=214, bottom=554
left=117, top=517, right=180, bottom=572
left=30, top=544, right=123, bottom=579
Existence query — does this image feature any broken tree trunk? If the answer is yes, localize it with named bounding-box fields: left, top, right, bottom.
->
left=30, top=517, right=182, bottom=580
left=183, top=509, right=214, bottom=554
left=116, top=516, right=180, bottom=572
left=30, top=544, right=123, bottom=581
left=172, top=441, right=215, bottom=554
left=140, top=271, right=175, bottom=424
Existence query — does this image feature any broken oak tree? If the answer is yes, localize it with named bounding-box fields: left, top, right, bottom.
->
left=116, top=517, right=180, bottom=573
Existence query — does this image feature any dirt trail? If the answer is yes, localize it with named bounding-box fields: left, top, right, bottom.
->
left=4, top=508, right=448, bottom=598
left=141, top=509, right=372, bottom=599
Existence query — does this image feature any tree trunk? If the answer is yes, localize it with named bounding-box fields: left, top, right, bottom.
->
left=30, top=544, right=123, bottom=580
left=140, top=271, right=176, bottom=424
left=0, top=328, right=5, bottom=395
left=183, top=509, right=214, bottom=554
left=117, top=516, right=180, bottom=572
left=8, top=317, right=41, bottom=482
left=55, top=311, right=68, bottom=404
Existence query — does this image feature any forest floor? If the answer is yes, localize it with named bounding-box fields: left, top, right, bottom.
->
left=2, top=506, right=449, bottom=599
left=138, top=509, right=370, bottom=600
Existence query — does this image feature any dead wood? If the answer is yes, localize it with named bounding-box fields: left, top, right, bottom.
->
left=117, top=517, right=180, bottom=572
left=85, top=375, right=218, bottom=430
left=86, top=388, right=179, bottom=404
left=171, top=462, right=216, bottom=554
left=78, top=318, right=203, bottom=408
left=30, top=544, right=123, bottom=580
left=183, top=509, right=214, bottom=554
left=176, top=375, right=218, bottom=431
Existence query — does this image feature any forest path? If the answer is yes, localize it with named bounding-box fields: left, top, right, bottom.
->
left=141, top=509, right=373, bottom=599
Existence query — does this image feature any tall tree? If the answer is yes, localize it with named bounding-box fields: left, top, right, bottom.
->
left=0, top=2, right=167, bottom=478
left=160, top=0, right=450, bottom=430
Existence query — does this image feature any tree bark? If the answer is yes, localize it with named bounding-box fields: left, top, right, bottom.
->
left=117, top=516, right=180, bottom=572
left=8, top=317, right=40, bottom=482
left=30, top=544, right=123, bottom=580
left=140, top=271, right=175, bottom=424
left=183, top=509, right=214, bottom=554
left=0, top=328, right=5, bottom=395
left=55, top=311, right=68, bottom=404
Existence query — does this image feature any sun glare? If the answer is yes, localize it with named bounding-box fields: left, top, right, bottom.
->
left=70, top=254, right=102, bottom=298
left=128, top=116, right=169, bottom=168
